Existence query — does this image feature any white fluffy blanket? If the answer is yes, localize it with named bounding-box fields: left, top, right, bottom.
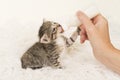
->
left=0, top=0, right=120, bottom=80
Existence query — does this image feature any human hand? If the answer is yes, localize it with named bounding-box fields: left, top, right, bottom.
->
left=76, top=11, right=120, bottom=74
left=77, top=11, right=114, bottom=54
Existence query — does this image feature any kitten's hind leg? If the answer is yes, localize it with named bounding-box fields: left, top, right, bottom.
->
left=66, top=27, right=80, bottom=47
left=21, top=54, right=43, bottom=70
left=29, top=56, right=44, bottom=70
left=47, top=54, right=62, bottom=69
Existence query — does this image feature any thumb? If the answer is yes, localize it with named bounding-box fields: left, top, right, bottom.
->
left=77, top=11, right=96, bottom=38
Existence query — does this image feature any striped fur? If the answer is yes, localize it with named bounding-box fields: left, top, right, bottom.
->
left=21, top=20, right=80, bottom=69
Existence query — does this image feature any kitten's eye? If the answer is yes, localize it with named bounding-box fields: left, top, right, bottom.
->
left=52, top=28, right=56, bottom=33
left=58, top=24, right=61, bottom=27
left=53, top=22, right=56, bottom=24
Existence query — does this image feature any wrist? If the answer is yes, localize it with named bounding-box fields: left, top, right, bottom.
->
left=93, top=42, right=114, bottom=56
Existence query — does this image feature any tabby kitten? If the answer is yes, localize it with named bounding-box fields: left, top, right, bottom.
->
left=21, top=20, right=80, bottom=69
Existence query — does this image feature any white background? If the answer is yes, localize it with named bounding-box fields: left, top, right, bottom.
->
left=0, top=0, right=120, bottom=80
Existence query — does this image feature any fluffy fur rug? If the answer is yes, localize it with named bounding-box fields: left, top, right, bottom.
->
left=0, top=0, right=120, bottom=80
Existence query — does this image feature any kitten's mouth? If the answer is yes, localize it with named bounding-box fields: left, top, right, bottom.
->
left=60, top=26, right=64, bottom=33
left=61, top=29, right=64, bottom=33
left=57, top=25, right=64, bottom=33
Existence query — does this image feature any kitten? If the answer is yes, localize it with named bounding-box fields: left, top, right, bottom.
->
left=21, top=20, right=80, bottom=69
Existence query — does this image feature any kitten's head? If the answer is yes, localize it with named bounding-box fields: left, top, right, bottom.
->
left=39, top=19, right=64, bottom=44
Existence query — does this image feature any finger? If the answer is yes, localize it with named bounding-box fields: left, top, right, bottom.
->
left=80, top=31, right=88, bottom=43
left=77, top=11, right=96, bottom=34
left=80, top=28, right=88, bottom=43
left=92, top=14, right=107, bottom=25
left=77, top=11, right=97, bottom=39
left=92, top=14, right=102, bottom=24
left=80, top=27, right=86, bottom=35
left=80, top=34, right=87, bottom=43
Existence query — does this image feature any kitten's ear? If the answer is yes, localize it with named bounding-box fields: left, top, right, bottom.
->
left=43, top=18, right=47, bottom=23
